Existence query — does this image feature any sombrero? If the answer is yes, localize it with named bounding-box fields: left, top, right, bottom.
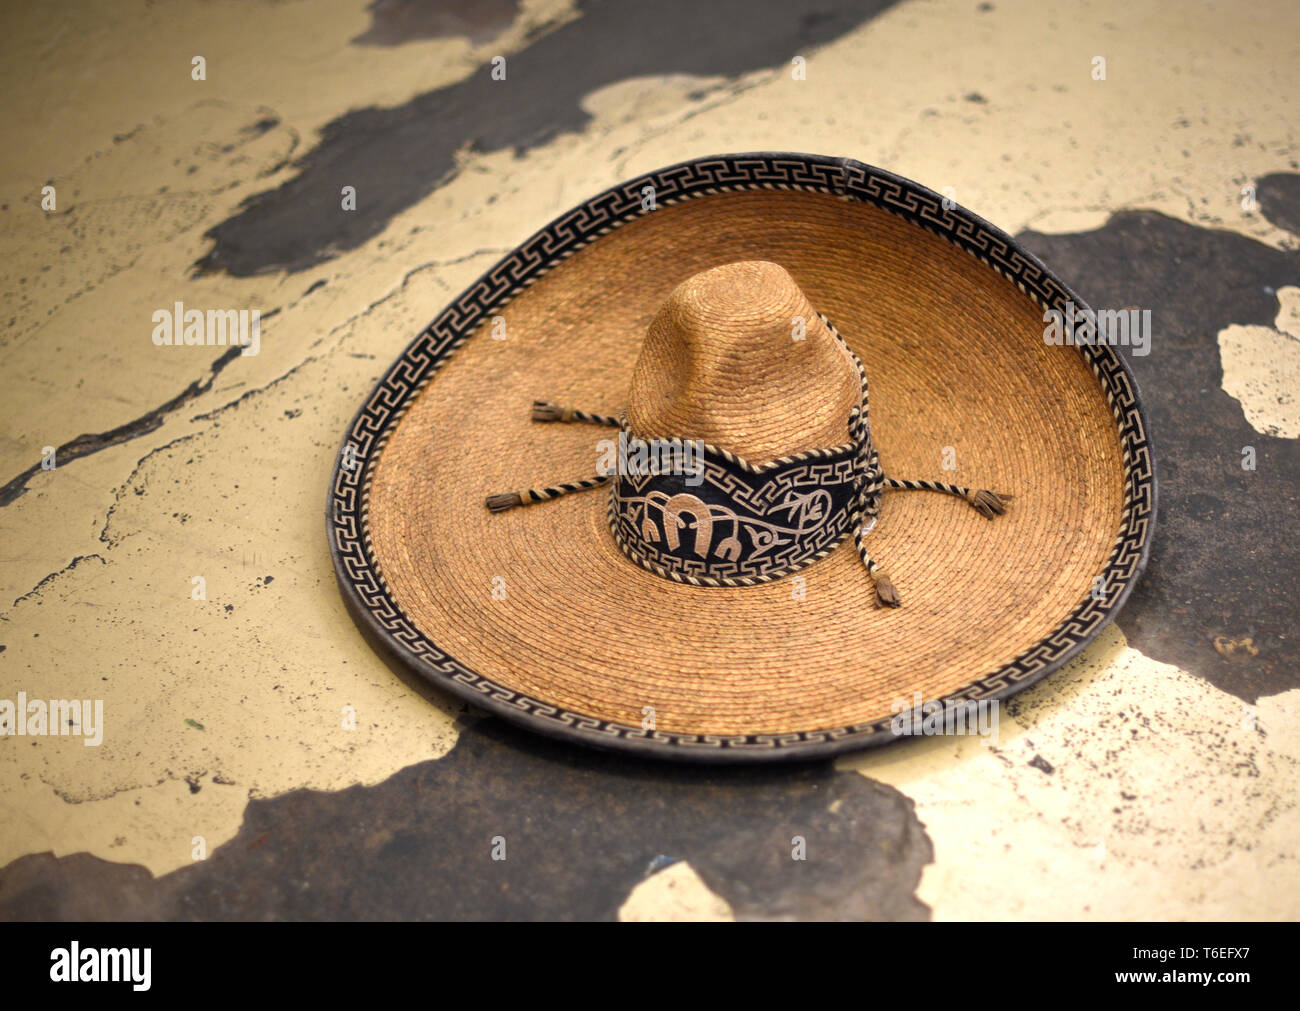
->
left=327, top=153, right=1155, bottom=761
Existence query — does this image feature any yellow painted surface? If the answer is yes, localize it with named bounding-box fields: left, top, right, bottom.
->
left=845, top=626, right=1300, bottom=920
left=618, top=862, right=735, bottom=922
left=1218, top=286, right=1300, bottom=438
left=1, top=0, right=1296, bottom=917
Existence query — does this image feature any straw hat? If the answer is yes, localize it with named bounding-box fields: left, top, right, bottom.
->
left=328, top=153, right=1156, bottom=761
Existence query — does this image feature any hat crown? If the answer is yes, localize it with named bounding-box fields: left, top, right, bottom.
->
left=626, top=261, right=860, bottom=460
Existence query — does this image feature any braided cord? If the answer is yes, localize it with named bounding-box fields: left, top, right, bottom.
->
left=486, top=473, right=612, bottom=513
left=827, top=317, right=897, bottom=607
left=530, top=400, right=620, bottom=426
left=883, top=477, right=1014, bottom=518
left=485, top=401, right=620, bottom=512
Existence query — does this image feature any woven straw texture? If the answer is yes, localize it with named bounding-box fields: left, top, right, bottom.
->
left=367, top=189, right=1123, bottom=737
left=628, top=260, right=860, bottom=458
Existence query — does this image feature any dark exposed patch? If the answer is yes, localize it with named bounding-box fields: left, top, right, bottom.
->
left=0, top=346, right=244, bottom=509
left=1018, top=177, right=1300, bottom=702
left=243, top=116, right=280, bottom=137
left=195, top=0, right=898, bottom=277
left=1028, top=754, right=1054, bottom=775
left=0, top=718, right=932, bottom=921
left=1257, top=172, right=1300, bottom=237
left=353, top=0, right=524, bottom=46
left=964, top=91, right=988, bottom=103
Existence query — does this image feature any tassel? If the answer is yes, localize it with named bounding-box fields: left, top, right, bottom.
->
left=531, top=400, right=572, bottom=422
left=964, top=488, right=1014, bottom=519
left=486, top=491, right=526, bottom=513
left=871, top=569, right=901, bottom=608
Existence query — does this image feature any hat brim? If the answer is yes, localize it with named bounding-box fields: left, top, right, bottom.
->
left=327, top=153, right=1156, bottom=762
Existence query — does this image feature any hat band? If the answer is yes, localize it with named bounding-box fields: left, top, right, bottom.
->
left=608, top=431, right=861, bottom=586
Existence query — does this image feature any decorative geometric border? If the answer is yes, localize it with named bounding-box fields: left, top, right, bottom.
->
left=326, top=152, right=1157, bottom=763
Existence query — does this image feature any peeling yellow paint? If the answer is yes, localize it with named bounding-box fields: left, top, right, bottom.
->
left=1218, top=286, right=1300, bottom=438
left=618, top=862, right=735, bottom=922
left=0, top=772, right=249, bottom=875
left=843, top=626, right=1300, bottom=920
